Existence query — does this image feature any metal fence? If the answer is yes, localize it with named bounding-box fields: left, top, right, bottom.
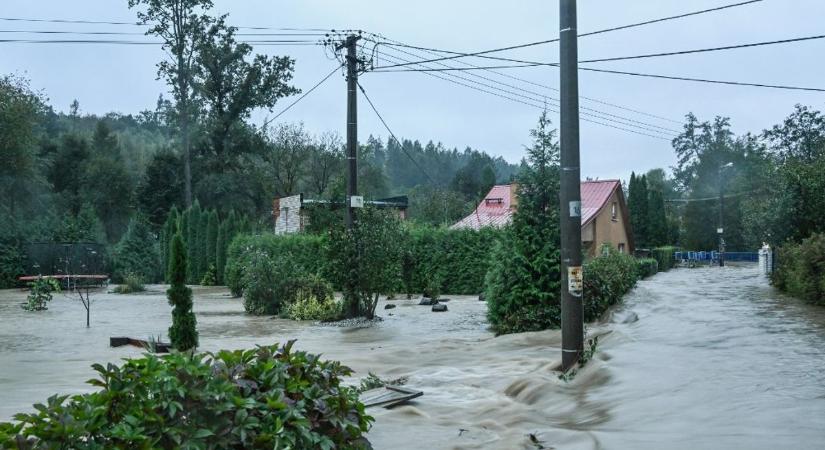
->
left=23, top=242, right=107, bottom=276
left=673, top=251, right=759, bottom=264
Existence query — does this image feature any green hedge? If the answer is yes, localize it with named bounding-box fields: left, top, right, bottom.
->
left=225, top=227, right=503, bottom=299
left=651, top=246, right=677, bottom=272
left=636, top=257, right=659, bottom=279
left=0, top=342, right=372, bottom=449
left=225, top=233, right=325, bottom=297
left=406, top=227, right=502, bottom=296
left=772, top=232, right=825, bottom=306
left=0, top=241, right=23, bottom=289
left=582, top=248, right=640, bottom=322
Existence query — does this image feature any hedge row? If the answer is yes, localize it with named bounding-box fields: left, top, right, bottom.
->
left=651, top=246, right=677, bottom=272
left=772, top=232, right=825, bottom=306
left=226, top=228, right=502, bottom=298
left=582, top=248, right=640, bottom=322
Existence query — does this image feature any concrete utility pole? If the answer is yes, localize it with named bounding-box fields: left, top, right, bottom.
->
left=345, top=35, right=360, bottom=230
left=559, top=0, right=584, bottom=371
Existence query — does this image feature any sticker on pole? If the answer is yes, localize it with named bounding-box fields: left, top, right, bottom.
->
left=568, top=266, right=583, bottom=297
left=350, top=196, right=364, bottom=208
left=569, top=201, right=581, bottom=217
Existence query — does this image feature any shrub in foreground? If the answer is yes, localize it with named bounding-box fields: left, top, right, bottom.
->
left=772, top=232, right=825, bottom=305
left=0, top=342, right=373, bottom=449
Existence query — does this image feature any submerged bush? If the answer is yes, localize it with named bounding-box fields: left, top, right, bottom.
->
left=583, top=247, right=639, bottom=322
left=22, top=277, right=61, bottom=311
left=772, top=232, right=825, bottom=305
left=285, top=288, right=341, bottom=322
left=113, top=271, right=145, bottom=294
left=636, top=258, right=659, bottom=279
left=243, top=252, right=334, bottom=317
left=0, top=342, right=373, bottom=449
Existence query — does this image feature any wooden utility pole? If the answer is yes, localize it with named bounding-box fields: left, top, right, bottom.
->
left=345, top=35, right=360, bottom=229
left=559, top=0, right=584, bottom=371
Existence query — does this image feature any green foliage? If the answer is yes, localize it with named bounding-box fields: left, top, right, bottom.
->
left=0, top=241, right=24, bottom=288
left=283, top=277, right=341, bottom=321
left=326, top=208, right=405, bottom=319
left=161, top=206, right=180, bottom=282
left=772, top=233, right=825, bottom=305
left=113, top=271, right=146, bottom=294
left=652, top=246, right=677, bottom=272
left=225, top=233, right=325, bottom=298
left=112, top=215, right=160, bottom=283
left=0, top=342, right=373, bottom=449
left=242, top=251, right=332, bottom=317
left=167, top=232, right=198, bottom=351
left=200, top=263, right=217, bottom=286
left=22, top=277, right=61, bottom=311
left=137, top=148, right=183, bottom=228
left=636, top=258, right=659, bottom=279
left=197, top=207, right=210, bottom=280
left=582, top=247, right=639, bottom=322
left=628, top=172, right=650, bottom=248
left=485, top=110, right=561, bottom=334
left=215, top=221, right=227, bottom=284
left=185, top=201, right=201, bottom=283
left=647, top=188, right=668, bottom=247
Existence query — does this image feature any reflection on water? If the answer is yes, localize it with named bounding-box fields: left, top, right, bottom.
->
left=1, top=266, right=824, bottom=449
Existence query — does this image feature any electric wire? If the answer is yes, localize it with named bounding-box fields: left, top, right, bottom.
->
left=372, top=41, right=825, bottom=93
left=369, top=48, right=672, bottom=141
left=262, top=63, right=343, bottom=128
left=373, top=43, right=680, bottom=135
left=0, top=16, right=332, bottom=32
left=0, top=29, right=329, bottom=36
left=370, top=0, right=764, bottom=69
left=356, top=80, right=438, bottom=185
left=371, top=33, right=682, bottom=124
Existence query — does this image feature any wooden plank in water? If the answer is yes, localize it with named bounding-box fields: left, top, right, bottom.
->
left=110, top=336, right=171, bottom=353
left=361, top=385, right=423, bottom=409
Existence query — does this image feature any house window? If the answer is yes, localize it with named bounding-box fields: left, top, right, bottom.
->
left=611, top=202, right=617, bottom=221
left=618, top=243, right=626, bottom=253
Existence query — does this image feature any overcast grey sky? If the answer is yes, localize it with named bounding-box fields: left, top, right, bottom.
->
left=3, top=0, right=824, bottom=180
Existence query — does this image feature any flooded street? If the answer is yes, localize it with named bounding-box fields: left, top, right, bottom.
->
left=1, top=265, right=824, bottom=449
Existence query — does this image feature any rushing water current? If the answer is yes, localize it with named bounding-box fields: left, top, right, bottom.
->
left=1, top=265, right=824, bottom=449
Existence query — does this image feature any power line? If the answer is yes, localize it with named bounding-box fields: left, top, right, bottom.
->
left=369, top=48, right=672, bottom=140
left=0, top=38, right=322, bottom=46
left=372, top=42, right=825, bottom=93
left=371, top=33, right=681, bottom=124
left=370, top=0, right=763, bottom=69
left=0, top=16, right=332, bottom=32
left=0, top=29, right=329, bottom=37
left=580, top=33, right=825, bottom=64
left=262, top=63, right=343, bottom=128
left=373, top=44, right=680, bottom=134
left=356, top=80, right=437, bottom=185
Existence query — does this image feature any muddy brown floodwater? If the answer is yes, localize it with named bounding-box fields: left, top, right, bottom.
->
left=1, top=265, right=824, bottom=449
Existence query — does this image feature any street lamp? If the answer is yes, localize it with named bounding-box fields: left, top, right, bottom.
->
left=718, top=162, right=734, bottom=267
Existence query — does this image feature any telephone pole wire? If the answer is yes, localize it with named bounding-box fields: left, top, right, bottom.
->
left=560, top=0, right=584, bottom=371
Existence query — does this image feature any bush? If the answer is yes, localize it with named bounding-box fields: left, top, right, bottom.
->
left=22, top=277, right=61, bottom=311
left=583, top=247, right=639, bottom=322
left=636, top=258, right=659, bottom=279
left=284, top=296, right=340, bottom=321
left=0, top=342, right=373, bottom=449
left=0, top=241, right=23, bottom=289
left=113, top=271, right=145, bottom=294
left=225, top=233, right=325, bottom=298
left=772, top=232, right=825, bottom=305
left=168, top=232, right=197, bottom=351
left=112, top=215, right=160, bottom=283
left=200, top=263, right=217, bottom=286
left=651, top=246, right=677, bottom=272
left=242, top=251, right=333, bottom=317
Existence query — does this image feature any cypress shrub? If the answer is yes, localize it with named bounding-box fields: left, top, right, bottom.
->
left=215, top=222, right=227, bottom=285
left=167, top=231, right=198, bottom=351
left=161, top=206, right=179, bottom=283
left=185, top=201, right=200, bottom=283
left=205, top=210, right=218, bottom=271
left=197, top=208, right=209, bottom=282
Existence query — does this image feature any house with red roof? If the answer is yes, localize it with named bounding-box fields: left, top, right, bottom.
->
left=451, top=180, right=634, bottom=256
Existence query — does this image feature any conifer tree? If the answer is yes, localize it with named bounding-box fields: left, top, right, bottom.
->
left=485, top=110, right=561, bottom=333
left=215, top=222, right=226, bottom=285
left=161, top=206, right=180, bottom=282
left=647, top=189, right=668, bottom=247
left=628, top=172, right=650, bottom=249
left=197, top=208, right=209, bottom=280
left=167, top=231, right=198, bottom=351
left=186, top=201, right=201, bottom=283
left=206, top=210, right=218, bottom=269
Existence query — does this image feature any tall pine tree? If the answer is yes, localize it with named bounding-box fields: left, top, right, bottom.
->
left=647, top=189, right=668, bottom=247
left=628, top=172, right=650, bottom=249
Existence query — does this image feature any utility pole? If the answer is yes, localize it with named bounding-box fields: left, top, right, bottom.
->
left=345, top=35, right=360, bottom=229
left=718, top=162, right=732, bottom=267
left=559, top=0, right=584, bottom=371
